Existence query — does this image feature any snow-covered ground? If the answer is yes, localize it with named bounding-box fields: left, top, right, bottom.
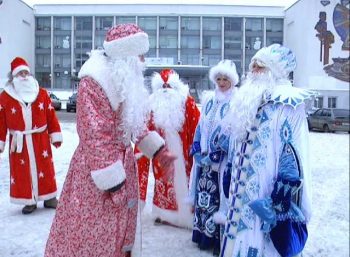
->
left=0, top=122, right=349, bottom=257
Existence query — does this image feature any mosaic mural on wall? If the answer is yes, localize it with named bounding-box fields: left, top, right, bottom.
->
left=315, top=0, right=350, bottom=82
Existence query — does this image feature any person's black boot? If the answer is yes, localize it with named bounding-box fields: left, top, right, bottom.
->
left=44, top=197, right=58, bottom=209
left=22, top=204, right=37, bottom=214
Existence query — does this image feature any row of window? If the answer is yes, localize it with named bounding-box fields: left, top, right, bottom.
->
left=35, top=16, right=283, bottom=89
left=314, top=96, right=337, bottom=108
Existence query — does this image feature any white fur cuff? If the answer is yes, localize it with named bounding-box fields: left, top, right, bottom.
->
left=0, top=140, right=5, bottom=152
left=91, top=160, right=126, bottom=191
left=137, top=131, right=165, bottom=159
left=50, top=132, right=63, bottom=143
left=213, top=211, right=227, bottom=225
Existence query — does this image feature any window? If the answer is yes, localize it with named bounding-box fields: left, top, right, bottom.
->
left=266, top=18, right=283, bottom=46
left=54, top=17, right=71, bottom=31
left=203, top=17, right=221, bottom=31
left=181, top=36, right=200, bottom=49
left=36, top=36, right=51, bottom=49
left=36, top=17, right=51, bottom=31
left=116, top=16, right=136, bottom=25
left=314, top=96, right=323, bottom=108
left=328, top=97, right=337, bottom=108
left=181, top=17, right=200, bottom=31
left=245, top=18, right=263, bottom=71
left=95, top=17, right=113, bottom=31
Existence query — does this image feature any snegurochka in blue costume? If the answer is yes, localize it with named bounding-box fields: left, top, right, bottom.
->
left=189, top=60, right=239, bottom=256
left=220, top=44, right=315, bottom=257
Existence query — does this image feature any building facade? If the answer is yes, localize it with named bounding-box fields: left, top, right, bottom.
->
left=285, top=0, right=349, bottom=109
left=0, top=0, right=34, bottom=87
left=32, top=3, right=284, bottom=100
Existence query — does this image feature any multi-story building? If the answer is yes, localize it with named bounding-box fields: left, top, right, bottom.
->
left=3, top=1, right=347, bottom=108
left=32, top=2, right=284, bottom=100
left=0, top=0, right=34, bottom=87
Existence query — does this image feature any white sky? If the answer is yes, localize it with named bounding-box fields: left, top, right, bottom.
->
left=21, top=0, right=298, bottom=8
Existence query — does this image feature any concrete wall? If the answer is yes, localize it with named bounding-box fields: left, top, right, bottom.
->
left=0, top=0, right=34, bottom=88
left=285, top=0, right=349, bottom=109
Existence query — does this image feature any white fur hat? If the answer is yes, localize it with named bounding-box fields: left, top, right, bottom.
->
left=151, top=69, right=189, bottom=96
left=209, top=59, right=239, bottom=86
left=249, top=44, right=297, bottom=79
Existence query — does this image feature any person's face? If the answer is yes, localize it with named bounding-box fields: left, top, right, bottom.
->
left=216, top=75, right=231, bottom=92
left=251, top=62, right=267, bottom=75
left=15, top=70, right=30, bottom=80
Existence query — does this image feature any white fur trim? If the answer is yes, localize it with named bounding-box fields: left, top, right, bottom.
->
left=22, top=105, right=40, bottom=202
left=91, top=160, right=126, bottom=191
left=0, top=140, right=5, bottom=152
left=37, top=191, right=57, bottom=202
left=213, top=211, right=227, bottom=225
left=78, top=50, right=123, bottom=111
left=4, top=83, right=25, bottom=104
left=50, top=132, right=63, bottom=143
left=137, top=131, right=165, bottom=159
left=134, top=152, right=144, bottom=160
left=151, top=72, right=165, bottom=92
left=158, top=130, right=193, bottom=229
left=12, top=65, right=30, bottom=76
left=139, top=200, right=146, bottom=212
left=103, top=32, right=149, bottom=58
left=209, top=60, right=239, bottom=86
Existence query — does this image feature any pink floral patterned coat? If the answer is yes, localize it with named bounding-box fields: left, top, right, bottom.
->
left=45, top=78, right=143, bottom=257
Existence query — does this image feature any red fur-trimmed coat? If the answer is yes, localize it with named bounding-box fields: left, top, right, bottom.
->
left=135, top=96, right=200, bottom=227
left=0, top=86, right=62, bottom=205
left=45, top=76, right=164, bottom=257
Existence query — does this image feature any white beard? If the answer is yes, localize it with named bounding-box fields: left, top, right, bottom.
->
left=111, top=56, right=149, bottom=141
left=228, top=71, right=275, bottom=140
left=149, top=88, right=186, bottom=131
left=13, top=76, right=39, bottom=103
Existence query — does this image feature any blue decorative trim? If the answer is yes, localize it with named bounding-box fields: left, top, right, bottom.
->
left=205, top=99, right=213, bottom=115
left=210, top=126, right=221, bottom=151
left=270, top=87, right=318, bottom=109
left=260, top=110, right=269, bottom=124
left=280, top=119, right=292, bottom=144
left=220, top=102, right=230, bottom=119
left=191, top=141, right=201, bottom=156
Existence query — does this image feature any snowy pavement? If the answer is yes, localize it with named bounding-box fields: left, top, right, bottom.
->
left=0, top=123, right=349, bottom=257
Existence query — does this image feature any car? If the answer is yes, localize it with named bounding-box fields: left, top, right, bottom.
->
left=49, top=93, right=62, bottom=111
left=307, top=108, right=350, bottom=133
left=66, top=93, right=77, bottom=112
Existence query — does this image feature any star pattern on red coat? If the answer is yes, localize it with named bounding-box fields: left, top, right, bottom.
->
left=38, top=102, right=44, bottom=110
left=20, top=159, right=25, bottom=165
left=48, top=103, right=54, bottom=111
left=11, top=107, right=16, bottom=114
left=11, top=176, right=15, bottom=185
left=42, top=150, right=49, bottom=158
left=0, top=104, right=3, bottom=111
left=39, top=171, right=45, bottom=178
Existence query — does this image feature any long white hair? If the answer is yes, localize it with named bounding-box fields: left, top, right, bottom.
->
left=111, top=56, right=149, bottom=141
left=227, top=70, right=275, bottom=141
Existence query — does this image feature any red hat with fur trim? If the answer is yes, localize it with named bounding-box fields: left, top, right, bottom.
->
left=11, top=57, right=30, bottom=76
left=103, top=23, right=149, bottom=58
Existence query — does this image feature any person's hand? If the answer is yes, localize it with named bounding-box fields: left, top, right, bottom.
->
left=53, top=142, right=62, bottom=148
left=154, top=146, right=177, bottom=169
